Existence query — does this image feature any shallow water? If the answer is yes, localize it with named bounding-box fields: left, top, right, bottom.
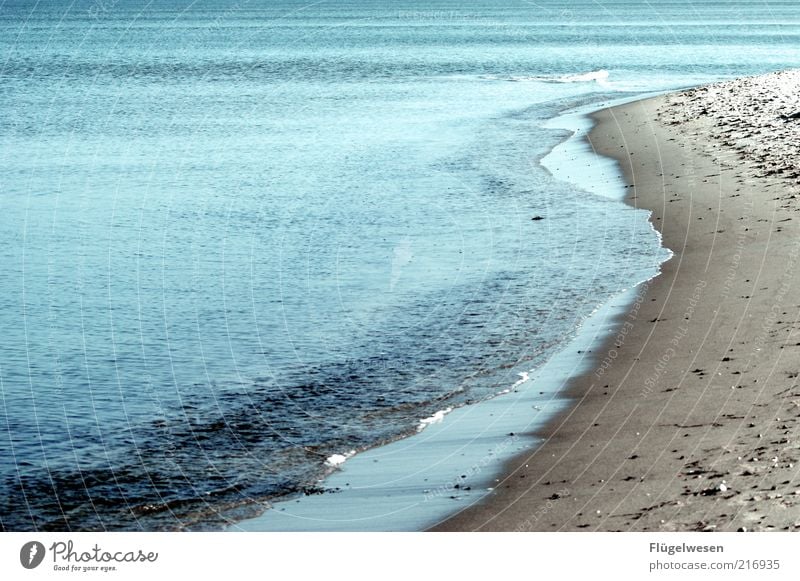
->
left=1, top=0, right=798, bottom=530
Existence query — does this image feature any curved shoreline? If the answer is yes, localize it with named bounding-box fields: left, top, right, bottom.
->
left=434, top=70, right=800, bottom=532
left=227, top=92, right=666, bottom=531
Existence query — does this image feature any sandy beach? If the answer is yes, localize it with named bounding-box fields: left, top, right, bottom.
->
left=434, top=70, right=800, bottom=532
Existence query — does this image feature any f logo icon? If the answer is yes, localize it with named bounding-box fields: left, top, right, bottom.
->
left=20, top=541, right=46, bottom=569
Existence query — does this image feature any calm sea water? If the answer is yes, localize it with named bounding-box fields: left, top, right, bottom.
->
left=1, top=0, right=798, bottom=530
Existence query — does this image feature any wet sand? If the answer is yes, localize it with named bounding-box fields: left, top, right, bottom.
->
left=434, top=70, right=800, bottom=532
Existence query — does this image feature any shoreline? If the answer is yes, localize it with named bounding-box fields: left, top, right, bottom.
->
left=434, top=70, right=800, bottom=531
left=227, top=283, right=641, bottom=531
left=226, top=92, right=666, bottom=532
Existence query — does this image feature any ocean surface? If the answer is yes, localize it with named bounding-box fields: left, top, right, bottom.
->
left=1, top=0, right=799, bottom=531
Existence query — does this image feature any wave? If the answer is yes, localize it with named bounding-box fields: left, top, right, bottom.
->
left=556, top=69, right=610, bottom=83
left=480, top=69, right=611, bottom=86
left=416, top=407, right=454, bottom=432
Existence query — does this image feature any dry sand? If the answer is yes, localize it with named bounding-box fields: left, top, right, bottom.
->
left=433, top=70, right=800, bottom=532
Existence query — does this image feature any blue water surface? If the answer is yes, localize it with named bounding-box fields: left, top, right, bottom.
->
left=1, top=0, right=798, bottom=530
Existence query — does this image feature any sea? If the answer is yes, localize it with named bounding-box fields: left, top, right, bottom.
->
left=1, top=0, right=798, bottom=530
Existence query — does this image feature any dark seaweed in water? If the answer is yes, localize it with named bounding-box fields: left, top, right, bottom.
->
left=1, top=275, right=586, bottom=531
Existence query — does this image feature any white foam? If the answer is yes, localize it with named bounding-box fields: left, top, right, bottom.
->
left=324, top=450, right=356, bottom=468
left=416, top=407, right=453, bottom=432
left=557, top=69, right=610, bottom=85
left=511, top=371, right=530, bottom=388
left=479, top=69, right=611, bottom=86
left=495, top=371, right=531, bottom=396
